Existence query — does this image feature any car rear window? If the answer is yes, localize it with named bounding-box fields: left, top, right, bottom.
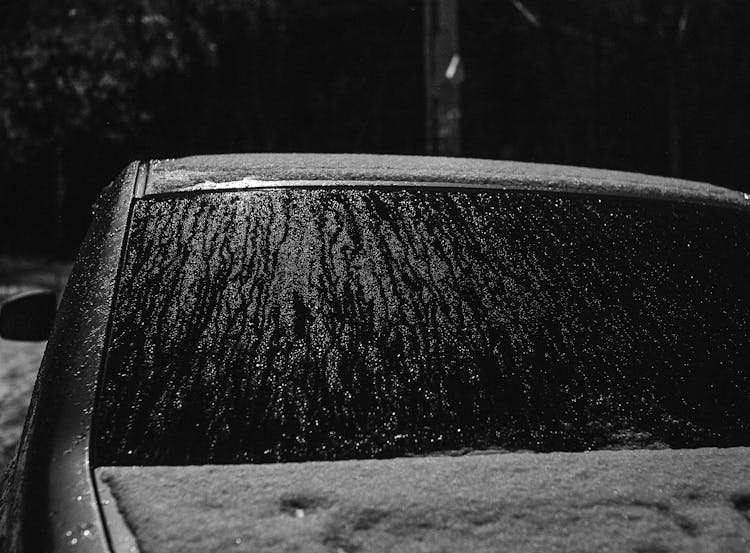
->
left=94, top=188, right=750, bottom=466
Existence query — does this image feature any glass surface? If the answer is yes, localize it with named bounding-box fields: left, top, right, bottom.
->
left=94, top=189, right=750, bottom=465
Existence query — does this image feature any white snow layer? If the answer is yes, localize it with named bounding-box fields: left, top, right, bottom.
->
left=98, top=447, right=750, bottom=553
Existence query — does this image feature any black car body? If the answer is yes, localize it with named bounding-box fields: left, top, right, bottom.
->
left=2, top=154, right=750, bottom=552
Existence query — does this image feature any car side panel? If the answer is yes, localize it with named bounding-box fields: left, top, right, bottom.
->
left=0, top=162, right=138, bottom=552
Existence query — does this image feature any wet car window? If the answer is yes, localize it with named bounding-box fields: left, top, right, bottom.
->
left=94, top=189, right=750, bottom=466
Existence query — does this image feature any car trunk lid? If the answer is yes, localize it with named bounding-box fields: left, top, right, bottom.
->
left=95, top=447, right=750, bottom=553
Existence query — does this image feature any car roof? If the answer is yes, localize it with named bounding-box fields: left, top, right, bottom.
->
left=140, top=153, right=750, bottom=210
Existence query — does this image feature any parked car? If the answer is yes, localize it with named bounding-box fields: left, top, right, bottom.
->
left=2, top=154, right=750, bottom=552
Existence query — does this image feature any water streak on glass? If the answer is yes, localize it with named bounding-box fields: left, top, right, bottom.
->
left=95, top=189, right=750, bottom=465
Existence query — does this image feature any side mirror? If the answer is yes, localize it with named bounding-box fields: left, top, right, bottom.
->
left=0, top=289, right=57, bottom=341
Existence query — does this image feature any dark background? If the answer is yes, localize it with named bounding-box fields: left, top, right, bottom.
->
left=2, top=0, right=749, bottom=257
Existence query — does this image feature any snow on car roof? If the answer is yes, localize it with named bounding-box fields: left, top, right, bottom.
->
left=143, top=153, right=750, bottom=210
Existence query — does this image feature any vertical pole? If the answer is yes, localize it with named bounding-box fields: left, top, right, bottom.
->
left=423, top=0, right=434, bottom=154
left=667, top=53, right=682, bottom=177
left=53, top=138, right=66, bottom=258
left=424, top=0, right=462, bottom=156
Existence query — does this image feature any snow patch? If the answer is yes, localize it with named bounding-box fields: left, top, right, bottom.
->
left=97, top=447, right=750, bottom=553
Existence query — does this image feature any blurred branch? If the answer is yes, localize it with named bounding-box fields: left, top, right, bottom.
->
left=509, top=0, right=540, bottom=28
left=507, top=0, right=617, bottom=50
left=676, top=2, right=693, bottom=44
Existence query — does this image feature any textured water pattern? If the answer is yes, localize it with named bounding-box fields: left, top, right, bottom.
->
left=95, top=189, right=750, bottom=465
